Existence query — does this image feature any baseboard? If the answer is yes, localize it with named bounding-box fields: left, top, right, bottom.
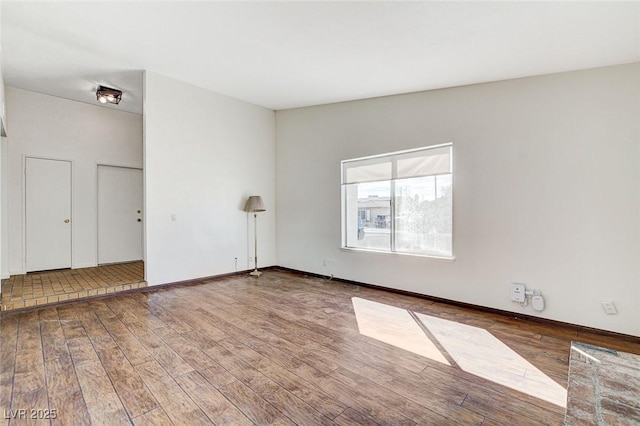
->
left=142, top=266, right=278, bottom=289
left=72, top=262, right=98, bottom=269
left=274, top=266, right=640, bottom=343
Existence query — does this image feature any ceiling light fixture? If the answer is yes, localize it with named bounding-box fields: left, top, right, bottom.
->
left=96, top=85, right=122, bottom=105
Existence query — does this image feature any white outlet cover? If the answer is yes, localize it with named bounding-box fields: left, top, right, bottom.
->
left=601, top=301, right=617, bottom=315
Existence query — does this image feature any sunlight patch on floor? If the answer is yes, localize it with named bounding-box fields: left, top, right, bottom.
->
left=415, top=312, right=567, bottom=407
left=352, top=297, right=567, bottom=408
left=352, top=297, right=450, bottom=365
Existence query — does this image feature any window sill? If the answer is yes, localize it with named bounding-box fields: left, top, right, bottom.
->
left=340, top=246, right=456, bottom=262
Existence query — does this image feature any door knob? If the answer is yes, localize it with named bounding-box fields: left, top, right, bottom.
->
left=64, top=219, right=70, bottom=223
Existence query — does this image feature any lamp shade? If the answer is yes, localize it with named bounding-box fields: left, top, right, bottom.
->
left=244, top=196, right=266, bottom=213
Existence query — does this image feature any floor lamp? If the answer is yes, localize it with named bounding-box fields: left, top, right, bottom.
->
left=244, top=195, right=266, bottom=277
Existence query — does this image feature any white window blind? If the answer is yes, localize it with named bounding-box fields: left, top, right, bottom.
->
left=342, top=144, right=451, bottom=184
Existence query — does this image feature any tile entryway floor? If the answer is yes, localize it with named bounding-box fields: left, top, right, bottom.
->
left=1, top=261, right=145, bottom=311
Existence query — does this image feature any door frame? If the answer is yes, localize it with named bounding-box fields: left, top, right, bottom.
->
left=22, top=155, right=73, bottom=274
left=96, top=163, right=144, bottom=265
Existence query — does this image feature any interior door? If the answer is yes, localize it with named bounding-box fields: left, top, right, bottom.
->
left=97, top=165, right=143, bottom=264
left=25, top=157, right=72, bottom=272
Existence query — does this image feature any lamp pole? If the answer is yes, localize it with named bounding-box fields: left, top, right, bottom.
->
left=250, top=212, right=261, bottom=276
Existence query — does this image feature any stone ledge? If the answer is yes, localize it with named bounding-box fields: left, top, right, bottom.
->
left=566, top=341, right=640, bottom=425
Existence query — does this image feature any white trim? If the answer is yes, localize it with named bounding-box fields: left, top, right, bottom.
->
left=340, top=246, right=456, bottom=261
left=71, top=262, right=97, bottom=269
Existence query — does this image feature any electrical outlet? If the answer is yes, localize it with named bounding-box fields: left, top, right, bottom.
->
left=601, top=301, right=617, bottom=315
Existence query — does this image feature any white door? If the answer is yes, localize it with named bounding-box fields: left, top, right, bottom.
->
left=25, top=157, right=72, bottom=272
left=97, top=165, right=143, bottom=264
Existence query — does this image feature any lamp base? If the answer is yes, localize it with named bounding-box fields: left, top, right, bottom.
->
left=249, top=269, right=262, bottom=277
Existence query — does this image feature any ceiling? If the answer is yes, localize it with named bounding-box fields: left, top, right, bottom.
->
left=2, top=2, right=639, bottom=114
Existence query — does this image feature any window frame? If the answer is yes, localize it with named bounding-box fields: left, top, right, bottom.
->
left=340, top=143, right=454, bottom=260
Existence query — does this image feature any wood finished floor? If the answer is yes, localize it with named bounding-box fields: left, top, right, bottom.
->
left=1, top=269, right=639, bottom=425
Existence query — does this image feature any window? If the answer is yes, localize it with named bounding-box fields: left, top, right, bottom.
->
left=341, top=143, right=453, bottom=257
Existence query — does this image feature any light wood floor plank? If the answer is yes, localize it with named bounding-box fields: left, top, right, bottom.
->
left=0, top=315, right=19, bottom=424
left=330, top=367, right=481, bottom=425
left=152, top=328, right=217, bottom=372
left=38, top=308, right=68, bottom=362
left=265, top=388, right=336, bottom=426
left=191, top=299, right=343, bottom=375
left=110, top=296, right=168, bottom=330
left=44, top=353, right=91, bottom=426
left=73, top=306, right=116, bottom=352
left=9, top=387, right=49, bottom=426
left=333, top=407, right=381, bottom=426
left=92, top=344, right=158, bottom=418
left=202, top=341, right=282, bottom=398
left=174, top=371, right=253, bottom=425
left=134, top=361, right=211, bottom=425
left=131, top=408, right=173, bottom=426
left=99, top=317, right=153, bottom=366
left=65, top=337, right=98, bottom=368
left=73, top=361, right=130, bottom=426
left=289, top=363, right=416, bottom=425
left=118, top=321, right=195, bottom=378
left=217, top=337, right=348, bottom=420
left=217, top=380, right=295, bottom=425
left=13, top=313, right=46, bottom=398
left=198, top=362, right=239, bottom=390
left=131, top=295, right=193, bottom=334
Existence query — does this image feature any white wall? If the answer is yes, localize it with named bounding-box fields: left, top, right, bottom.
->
left=0, top=1, right=5, bottom=137
left=0, top=65, right=6, bottom=135
left=276, top=63, right=640, bottom=337
left=144, top=71, right=276, bottom=286
left=1, top=136, right=7, bottom=279
left=6, top=87, right=142, bottom=274
left=0, top=9, right=7, bottom=279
